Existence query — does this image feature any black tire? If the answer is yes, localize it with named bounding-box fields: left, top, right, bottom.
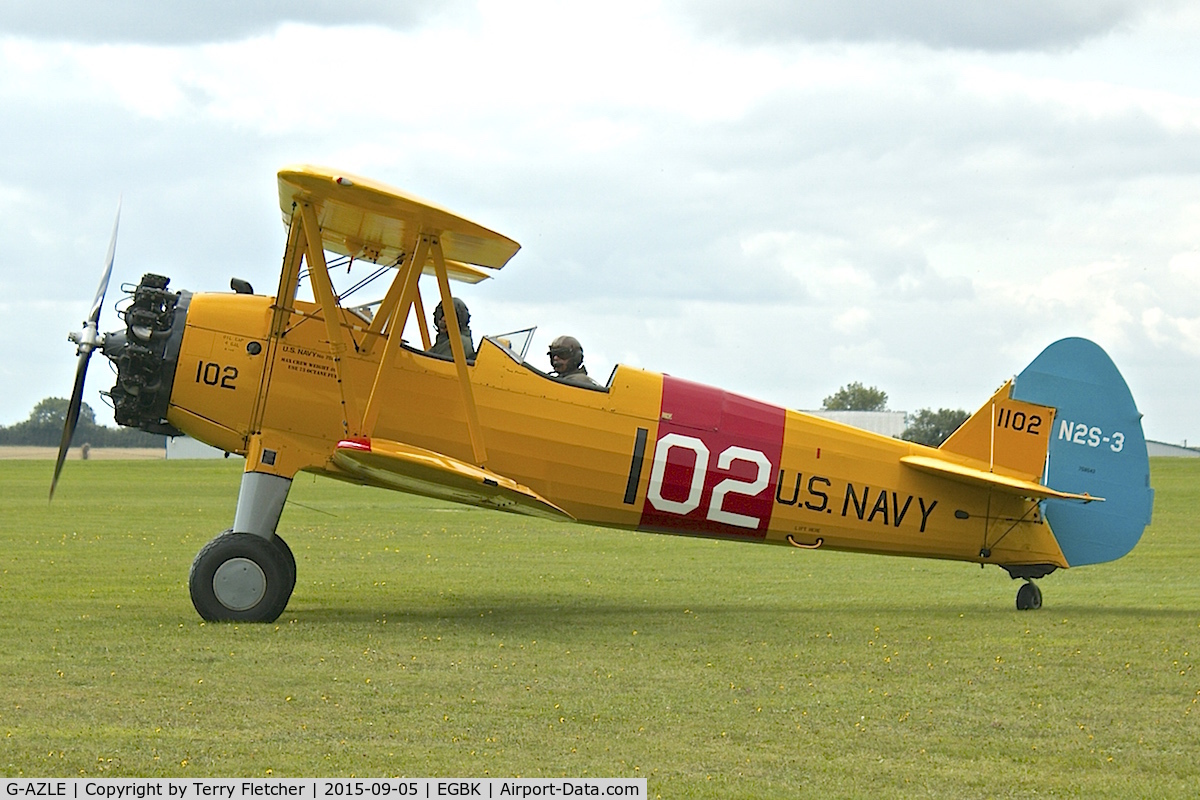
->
left=189, top=532, right=293, bottom=622
left=203, top=530, right=296, bottom=606
left=1016, top=582, right=1043, bottom=611
left=272, top=534, right=297, bottom=597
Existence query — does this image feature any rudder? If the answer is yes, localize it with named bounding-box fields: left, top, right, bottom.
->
left=1011, top=338, right=1153, bottom=567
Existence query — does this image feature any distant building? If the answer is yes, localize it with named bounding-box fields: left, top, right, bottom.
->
left=166, top=436, right=232, bottom=459
left=804, top=410, right=908, bottom=438
left=1146, top=440, right=1200, bottom=458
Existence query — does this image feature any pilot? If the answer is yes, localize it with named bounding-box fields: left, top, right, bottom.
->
left=548, top=335, right=600, bottom=387
left=429, top=297, right=475, bottom=360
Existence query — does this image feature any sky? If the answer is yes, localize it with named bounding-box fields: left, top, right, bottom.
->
left=2, top=0, right=1198, bottom=445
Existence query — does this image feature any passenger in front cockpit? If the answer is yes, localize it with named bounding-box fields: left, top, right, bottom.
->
left=548, top=335, right=600, bottom=387
left=429, top=297, right=476, bottom=360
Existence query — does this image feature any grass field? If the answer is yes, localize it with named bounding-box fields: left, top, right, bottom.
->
left=2, top=458, right=1197, bottom=796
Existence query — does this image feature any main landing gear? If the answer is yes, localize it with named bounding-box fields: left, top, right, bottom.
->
left=188, top=472, right=295, bottom=623
left=1015, top=581, right=1042, bottom=611
left=189, top=531, right=296, bottom=622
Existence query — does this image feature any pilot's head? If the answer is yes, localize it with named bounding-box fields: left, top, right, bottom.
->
left=433, top=298, right=470, bottom=333
left=548, top=335, right=583, bottom=374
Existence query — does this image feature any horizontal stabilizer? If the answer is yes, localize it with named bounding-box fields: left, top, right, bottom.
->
left=333, top=438, right=574, bottom=521
left=900, top=455, right=1102, bottom=503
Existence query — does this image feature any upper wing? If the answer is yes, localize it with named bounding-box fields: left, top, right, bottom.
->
left=278, top=165, right=520, bottom=282
left=332, top=437, right=574, bottom=521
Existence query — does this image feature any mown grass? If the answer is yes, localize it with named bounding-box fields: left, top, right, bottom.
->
left=1, top=458, right=1197, bottom=797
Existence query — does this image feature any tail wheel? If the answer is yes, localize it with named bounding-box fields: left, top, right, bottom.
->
left=189, top=532, right=293, bottom=622
left=1016, top=581, right=1043, bottom=611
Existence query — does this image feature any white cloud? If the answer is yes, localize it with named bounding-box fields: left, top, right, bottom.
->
left=1168, top=249, right=1200, bottom=280
left=1143, top=307, right=1200, bottom=356
left=673, top=0, right=1181, bottom=51
left=2, top=0, right=1200, bottom=448
left=832, top=306, right=871, bottom=335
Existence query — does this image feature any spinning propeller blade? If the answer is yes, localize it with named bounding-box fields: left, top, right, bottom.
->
left=51, top=202, right=121, bottom=500
left=89, top=203, right=120, bottom=326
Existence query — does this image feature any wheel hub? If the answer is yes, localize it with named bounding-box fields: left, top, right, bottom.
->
left=212, top=557, right=267, bottom=611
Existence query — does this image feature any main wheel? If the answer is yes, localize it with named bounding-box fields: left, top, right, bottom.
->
left=1016, top=581, right=1043, bottom=611
left=189, top=532, right=293, bottom=622
left=203, top=530, right=296, bottom=607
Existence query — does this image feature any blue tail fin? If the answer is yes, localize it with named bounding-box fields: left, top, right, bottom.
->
left=1011, top=338, right=1154, bottom=567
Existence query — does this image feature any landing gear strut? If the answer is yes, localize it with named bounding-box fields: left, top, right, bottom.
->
left=1015, top=581, right=1042, bottom=611
left=188, top=471, right=295, bottom=622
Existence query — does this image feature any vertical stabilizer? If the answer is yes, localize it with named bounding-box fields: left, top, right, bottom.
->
left=939, top=379, right=1056, bottom=481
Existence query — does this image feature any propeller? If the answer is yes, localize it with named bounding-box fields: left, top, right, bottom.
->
left=50, top=202, right=121, bottom=500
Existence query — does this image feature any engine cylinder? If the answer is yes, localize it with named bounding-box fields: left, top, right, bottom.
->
left=103, top=273, right=190, bottom=435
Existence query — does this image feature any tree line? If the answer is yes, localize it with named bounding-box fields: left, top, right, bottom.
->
left=822, top=382, right=969, bottom=447
left=0, top=398, right=165, bottom=448
left=2, top=388, right=967, bottom=449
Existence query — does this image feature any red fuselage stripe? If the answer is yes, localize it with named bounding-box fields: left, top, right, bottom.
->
left=638, top=376, right=786, bottom=539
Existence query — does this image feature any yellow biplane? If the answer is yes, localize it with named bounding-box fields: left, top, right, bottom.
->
left=55, top=165, right=1155, bottom=621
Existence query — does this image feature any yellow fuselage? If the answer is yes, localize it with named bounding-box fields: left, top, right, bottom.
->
left=168, top=293, right=1067, bottom=569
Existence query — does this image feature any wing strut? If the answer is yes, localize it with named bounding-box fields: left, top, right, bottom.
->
left=358, top=233, right=488, bottom=467
left=359, top=233, right=425, bottom=357
left=430, top=234, right=488, bottom=466
left=249, top=213, right=306, bottom=437
left=268, top=212, right=305, bottom=339
left=299, top=200, right=361, bottom=437
left=412, top=290, right=431, bottom=350
left=360, top=234, right=430, bottom=434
